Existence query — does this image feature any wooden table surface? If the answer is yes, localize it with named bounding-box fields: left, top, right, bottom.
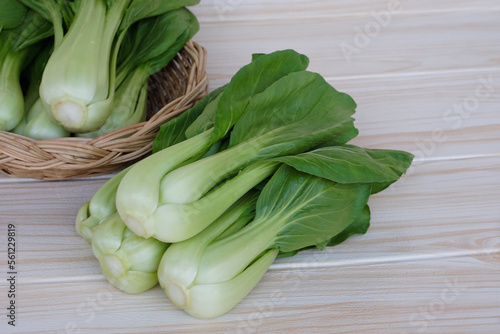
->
left=1, top=1, right=499, bottom=333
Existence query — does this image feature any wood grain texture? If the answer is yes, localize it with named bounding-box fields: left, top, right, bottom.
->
left=335, top=70, right=500, bottom=159
left=0, top=256, right=498, bottom=334
left=191, top=0, right=500, bottom=22
left=0, top=0, right=499, bottom=333
left=192, top=9, right=500, bottom=88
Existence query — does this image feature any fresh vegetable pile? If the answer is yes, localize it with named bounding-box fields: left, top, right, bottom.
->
left=0, top=0, right=199, bottom=139
left=76, top=50, right=414, bottom=318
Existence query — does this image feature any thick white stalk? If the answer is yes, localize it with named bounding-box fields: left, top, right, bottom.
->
left=157, top=192, right=257, bottom=290
left=144, top=162, right=278, bottom=242
left=116, top=130, right=213, bottom=238
left=158, top=135, right=264, bottom=205
left=161, top=249, right=278, bottom=319
left=76, top=166, right=131, bottom=242
left=23, top=99, right=70, bottom=140
left=0, top=50, right=27, bottom=131
left=91, top=213, right=168, bottom=294
left=39, top=0, right=131, bottom=132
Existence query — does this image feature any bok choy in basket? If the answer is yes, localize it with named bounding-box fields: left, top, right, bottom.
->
left=75, top=49, right=414, bottom=318
left=0, top=0, right=200, bottom=138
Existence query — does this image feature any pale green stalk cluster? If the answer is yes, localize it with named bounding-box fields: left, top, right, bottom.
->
left=1, top=0, right=199, bottom=139
left=75, top=49, right=414, bottom=319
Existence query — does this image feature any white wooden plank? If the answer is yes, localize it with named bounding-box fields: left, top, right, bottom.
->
left=0, top=156, right=498, bottom=284
left=192, top=10, right=500, bottom=87
left=335, top=70, right=500, bottom=159
left=1, top=255, right=498, bottom=333
left=191, top=0, right=500, bottom=22
left=0, top=178, right=106, bottom=282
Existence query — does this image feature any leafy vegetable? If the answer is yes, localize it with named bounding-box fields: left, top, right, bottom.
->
left=208, top=49, right=309, bottom=143
left=154, top=142, right=412, bottom=318
left=143, top=161, right=279, bottom=242
left=76, top=8, right=198, bottom=138
left=74, top=48, right=414, bottom=320
left=157, top=165, right=370, bottom=318
left=4, top=0, right=199, bottom=138
left=116, top=50, right=316, bottom=240
left=39, top=0, right=131, bottom=132
left=158, top=70, right=357, bottom=207
left=157, top=141, right=413, bottom=317
left=0, top=0, right=28, bottom=30
left=36, top=0, right=199, bottom=133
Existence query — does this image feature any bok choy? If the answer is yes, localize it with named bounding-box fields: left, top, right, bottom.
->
left=158, top=144, right=413, bottom=318
left=17, top=0, right=200, bottom=134
left=76, top=7, right=199, bottom=138
left=92, top=183, right=257, bottom=294
left=115, top=50, right=357, bottom=243
left=75, top=48, right=414, bottom=319
left=38, top=0, right=127, bottom=132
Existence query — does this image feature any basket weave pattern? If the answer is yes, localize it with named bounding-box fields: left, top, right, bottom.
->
left=0, top=41, right=208, bottom=180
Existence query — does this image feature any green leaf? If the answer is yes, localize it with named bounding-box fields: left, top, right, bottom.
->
left=273, top=145, right=414, bottom=186
left=369, top=182, right=395, bottom=195
left=210, top=49, right=309, bottom=143
left=251, top=53, right=265, bottom=61
left=116, top=7, right=199, bottom=86
left=17, top=0, right=53, bottom=22
left=120, top=0, right=201, bottom=31
left=322, top=204, right=370, bottom=248
left=6, top=9, right=53, bottom=52
left=18, top=0, right=71, bottom=45
left=196, top=165, right=370, bottom=282
left=0, top=0, right=28, bottom=30
left=277, top=204, right=370, bottom=258
left=134, top=7, right=198, bottom=75
left=228, top=71, right=358, bottom=158
left=256, top=165, right=371, bottom=253
left=184, top=92, right=222, bottom=138
left=152, top=85, right=225, bottom=153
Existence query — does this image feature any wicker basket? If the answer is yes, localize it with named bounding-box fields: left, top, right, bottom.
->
left=0, top=41, right=208, bottom=180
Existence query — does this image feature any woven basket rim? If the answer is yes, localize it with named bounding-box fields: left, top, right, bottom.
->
left=0, top=40, right=208, bottom=180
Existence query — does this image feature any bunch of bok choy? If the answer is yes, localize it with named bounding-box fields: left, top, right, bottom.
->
left=1, top=0, right=200, bottom=139
left=75, top=49, right=414, bottom=319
